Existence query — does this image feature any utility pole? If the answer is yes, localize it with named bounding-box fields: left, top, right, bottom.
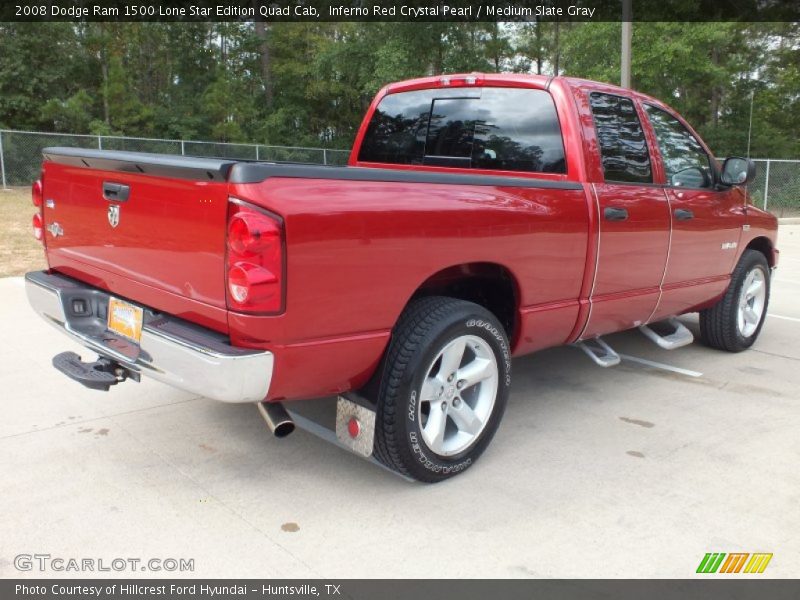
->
left=621, top=0, right=632, bottom=88
left=0, top=130, right=7, bottom=190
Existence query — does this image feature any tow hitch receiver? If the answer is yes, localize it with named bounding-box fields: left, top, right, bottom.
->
left=52, top=351, right=137, bottom=392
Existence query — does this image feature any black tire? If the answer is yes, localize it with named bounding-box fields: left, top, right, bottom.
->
left=373, top=296, right=511, bottom=483
left=699, top=249, right=771, bottom=352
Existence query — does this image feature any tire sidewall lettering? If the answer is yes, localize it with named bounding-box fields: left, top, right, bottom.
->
left=466, top=318, right=512, bottom=385
left=408, top=431, right=472, bottom=474
left=408, top=389, right=417, bottom=423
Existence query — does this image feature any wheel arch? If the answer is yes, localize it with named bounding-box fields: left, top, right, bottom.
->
left=409, top=262, right=521, bottom=343
left=744, top=236, right=776, bottom=268
left=359, top=262, right=520, bottom=402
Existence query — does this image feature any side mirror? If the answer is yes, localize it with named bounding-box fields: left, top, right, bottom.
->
left=720, top=157, right=756, bottom=186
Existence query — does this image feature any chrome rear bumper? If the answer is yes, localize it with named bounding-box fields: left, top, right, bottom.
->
left=25, top=271, right=273, bottom=403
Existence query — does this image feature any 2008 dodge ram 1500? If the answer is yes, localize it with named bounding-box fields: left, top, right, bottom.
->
left=27, top=73, right=778, bottom=482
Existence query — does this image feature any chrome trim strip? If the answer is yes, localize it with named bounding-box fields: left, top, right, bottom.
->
left=25, top=274, right=273, bottom=403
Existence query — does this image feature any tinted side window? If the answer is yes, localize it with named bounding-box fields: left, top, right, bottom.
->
left=359, top=87, right=566, bottom=174
left=357, top=90, right=432, bottom=164
left=472, top=88, right=566, bottom=173
left=644, top=105, right=713, bottom=189
left=589, top=92, right=652, bottom=184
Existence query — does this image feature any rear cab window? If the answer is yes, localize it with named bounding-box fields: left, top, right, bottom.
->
left=357, top=87, right=567, bottom=174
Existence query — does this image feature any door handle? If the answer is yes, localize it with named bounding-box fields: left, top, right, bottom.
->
left=674, top=208, right=694, bottom=221
left=604, top=207, right=629, bottom=221
left=102, top=182, right=130, bottom=202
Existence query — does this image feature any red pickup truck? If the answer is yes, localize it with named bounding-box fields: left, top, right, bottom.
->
left=27, top=73, right=777, bottom=482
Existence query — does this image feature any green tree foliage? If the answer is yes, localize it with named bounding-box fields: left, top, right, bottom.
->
left=557, top=22, right=799, bottom=157
left=0, top=23, right=83, bottom=130
left=0, top=21, right=797, bottom=158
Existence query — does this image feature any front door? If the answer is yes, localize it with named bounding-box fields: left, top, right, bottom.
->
left=641, top=104, right=745, bottom=320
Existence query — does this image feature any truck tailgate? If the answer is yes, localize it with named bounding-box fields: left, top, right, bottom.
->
left=41, top=149, right=235, bottom=333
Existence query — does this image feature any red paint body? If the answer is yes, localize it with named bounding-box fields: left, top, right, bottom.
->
left=39, top=74, right=778, bottom=401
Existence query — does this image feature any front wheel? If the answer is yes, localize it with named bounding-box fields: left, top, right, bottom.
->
left=373, top=297, right=511, bottom=482
left=699, top=249, right=771, bottom=352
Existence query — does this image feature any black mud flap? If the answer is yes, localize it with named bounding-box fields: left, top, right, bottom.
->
left=52, top=351, right=133, bottom=392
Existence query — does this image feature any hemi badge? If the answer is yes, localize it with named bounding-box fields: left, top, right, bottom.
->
left=47, top=222, right=64, bottom=238
left=721, top=242, right=738, bottom=250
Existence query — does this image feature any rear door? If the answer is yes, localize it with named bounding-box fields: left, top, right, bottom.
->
left=579, top=91, right=671, bottom=338
left=641, top=104, right=745, bottom=319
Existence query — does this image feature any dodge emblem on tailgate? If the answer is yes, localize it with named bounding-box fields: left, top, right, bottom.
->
left=108, top=204, right=120, bottom=228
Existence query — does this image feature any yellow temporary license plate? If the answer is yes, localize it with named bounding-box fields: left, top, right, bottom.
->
left=107, top=297, right=144, bottom=343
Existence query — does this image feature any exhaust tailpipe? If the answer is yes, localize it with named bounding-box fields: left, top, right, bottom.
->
left=257, top=401, right=295, bottom=438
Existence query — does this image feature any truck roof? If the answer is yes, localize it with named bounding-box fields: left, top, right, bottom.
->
left=383, top=72, right=667, bottom=108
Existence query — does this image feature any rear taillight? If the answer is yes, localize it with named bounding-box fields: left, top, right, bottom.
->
left=32, top=178, right=44, bottom=243
left=32, top=212, right=43, bottom=241
left=32, top=180, right=43, bottom=208
left=226, top=199, right=284, bottom=313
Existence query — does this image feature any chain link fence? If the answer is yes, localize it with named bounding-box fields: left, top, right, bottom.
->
left=749, top=159, right=800, bottom=217
left=0, top=129, right=351, bottom=188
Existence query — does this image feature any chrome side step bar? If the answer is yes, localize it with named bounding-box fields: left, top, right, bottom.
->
left=573, top=337, right=621, bottom=368
left=639, top=318, right=694, bottom=350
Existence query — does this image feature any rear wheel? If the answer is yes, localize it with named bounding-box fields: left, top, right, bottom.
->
left=373, top=297, right=511, bottom=482
left=699, top=249, right=770, bottom=352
